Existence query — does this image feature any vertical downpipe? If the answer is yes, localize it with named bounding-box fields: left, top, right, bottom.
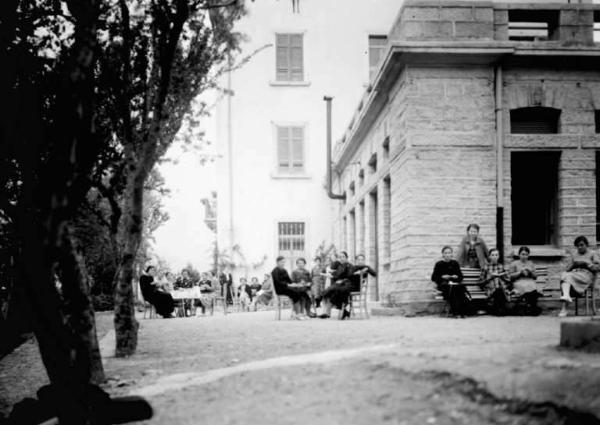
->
left=324, top=96, right=346, bottom=200
left=227, top=55, right=234, bottom=249
left=495, top=66, right=505, bottom=262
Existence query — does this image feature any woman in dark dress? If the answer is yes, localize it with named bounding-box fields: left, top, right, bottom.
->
left=319, top=251, right=355, bottom=319
left=479, top=248, right=510, bottom=316
left=431, top=246, right=470, bottom=317
left=139, top=266, right=174, bottom=318
left=456, top=223, right=489, bottom=269
left=271, top=256, right=312, bottom=319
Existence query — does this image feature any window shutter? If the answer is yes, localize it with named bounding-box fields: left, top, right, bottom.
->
left=291, top=126, right=304, bottom=171
left=276, top=34, right=290, bottom=81
left=289, top=34, right=303, bottom=81
left=277, top=126, right=290, bottom=171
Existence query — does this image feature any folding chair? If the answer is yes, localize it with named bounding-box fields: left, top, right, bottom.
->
left=347, top=275, right=370, bottom=319
left=272, top=285, right=292, bottom=320
left=574, top=282, right=598, bottom=316
left=142, top=301, right=156, bottom=319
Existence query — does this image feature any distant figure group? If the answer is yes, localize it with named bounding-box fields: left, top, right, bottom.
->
left=431, top=223, right=599, bottom=318
left=271, top=252, right=376, bottom=320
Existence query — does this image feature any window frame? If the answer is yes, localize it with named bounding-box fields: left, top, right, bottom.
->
left=510, top=106, right=561, bottom=134
left=275, top=33, right=305, bottom=82
left=273, top=123, right=308, bottom=177
left=276, top=221, right=307, bottom=271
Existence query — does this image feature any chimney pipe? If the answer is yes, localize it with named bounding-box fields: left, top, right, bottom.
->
left=324, top=96, right=346, bottom=201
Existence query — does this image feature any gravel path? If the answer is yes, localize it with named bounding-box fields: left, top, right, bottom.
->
left=2, top=310, right=600, bottom=424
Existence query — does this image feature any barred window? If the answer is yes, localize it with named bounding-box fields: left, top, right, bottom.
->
left=510, top=107, right=560, bottom=134
left=278, top=222, right=305, bottom=270
left=276, top=34, right=304, bottom=82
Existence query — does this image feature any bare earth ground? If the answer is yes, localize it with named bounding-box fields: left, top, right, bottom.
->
left=2, top=310, right=600, bottom=424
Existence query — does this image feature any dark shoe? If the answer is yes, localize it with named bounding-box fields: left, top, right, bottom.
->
left=318, top=314, right=330, bottom=319
left=308, top=313, right=317, bottom=318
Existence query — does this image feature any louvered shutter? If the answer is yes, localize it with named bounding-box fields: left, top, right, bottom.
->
left=276, top=34, right=290, bottom=81
left=289, top=34, right=303, bottom=81
left=277, top=126, right=290, bottom=171
left=290, top=126, right=304, bottom=171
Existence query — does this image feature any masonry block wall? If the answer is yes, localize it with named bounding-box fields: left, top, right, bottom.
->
left=389, top=3, right=494, bottom=41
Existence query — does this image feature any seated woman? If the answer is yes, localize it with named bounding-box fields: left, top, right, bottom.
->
left=197, top=272, right=216, bottom=315
left=310, top=257, right=326, bottom=309
left=479, top=248, right=510, bottom=316
left=271, top=256, right=312, bottom=320
left=319, top=251, right=355, bottom=320
left=139, top=266, right=174, bottom=318
left=508, top=246, right=541, bottom=316
left=431, top=246, right=470, bottom=317
left=456, top=223, right=489, bottom=269
left=251, top=274, right=274, bottom=310
left=291, top=258, right=313, bottom=316
left=237, top=277, right=252, bottom=311
left=558, top=236, right=600, bottom=317
left=249, top=276, right=262, bottom=300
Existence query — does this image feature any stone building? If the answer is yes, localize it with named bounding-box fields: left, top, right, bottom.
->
left=332, top=0, right=600, bottom=306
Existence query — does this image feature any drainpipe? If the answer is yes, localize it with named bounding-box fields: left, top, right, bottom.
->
left=494, top=65, right=505, bottom=263
left=324, top=96, right=346, bottom=201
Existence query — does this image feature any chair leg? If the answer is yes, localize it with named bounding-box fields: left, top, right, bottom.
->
left=575, top=297, right=579, bottom=316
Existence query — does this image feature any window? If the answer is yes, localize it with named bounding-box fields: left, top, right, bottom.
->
left=358, top=200, right=365, bottom=256
left=349, top=181, right=355, bottom=197
left=511, top=152, right=560, bottom=246
left=277, top=126, right=304, bottom=173
left=368, top=35, right=387, bottom=81
left=595, top=110, right=600, bottom=133
left=278, top=222, right=305, bottom=270
left=276, top=33, right=304, bottom=82
left=595, top=11, right=600, bottom=43
left=508, top=10, right=558, bottom=41
left=383, top=176, right=391, bottom=260
left=383, top=136, right=390, bottom=159
left=349, top=209, right=356, bottom=259
left=596, top=151, right=600, bottom=246
left=510, top=107, right=561, bottom=134
left=358, top=169, right=365, bottom=186
left=368, top=154, right=377, bottom=174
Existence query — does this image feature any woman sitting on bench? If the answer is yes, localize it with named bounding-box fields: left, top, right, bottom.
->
left=558, top=236, right=600, bottom=317
left=508, top=246, right=541, bottom=316
left=479, top=248, right=510, bottom=316
left=431, top=246, right=470, bottom=317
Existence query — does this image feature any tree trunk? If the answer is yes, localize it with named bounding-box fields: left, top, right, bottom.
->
left=58, top=227, right=105, bottom=384
left=114, top=172, right=145, bottom=357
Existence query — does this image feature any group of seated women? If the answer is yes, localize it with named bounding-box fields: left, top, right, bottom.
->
left=432, top=223, right=599, bottom=318
left=271, top=252, right=376, bottom=320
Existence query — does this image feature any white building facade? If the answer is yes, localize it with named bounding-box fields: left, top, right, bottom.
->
left=214, top=0, right=401, bottom=280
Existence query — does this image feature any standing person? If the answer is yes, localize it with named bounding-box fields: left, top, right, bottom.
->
left=558, top=236, right=600, bottom=317
left=431, top=246, right=470, bottom=317
left=456, top=223, right=489, bottom=269
left=508, top=246, right=541, bottom=316
left=219, top=271, right=234, bottom=305
left=479, top=248, right=510, bottom=316
left=311, top=257, right=326, bottom=309
left=319, top=251, right=355, bottom=320
left=271, top=256, right=312, bottom=320
left=139, top=266, right=174, bottom=318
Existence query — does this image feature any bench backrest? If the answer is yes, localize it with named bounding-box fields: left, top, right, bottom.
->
left=460, top=266, right=548, bottom=299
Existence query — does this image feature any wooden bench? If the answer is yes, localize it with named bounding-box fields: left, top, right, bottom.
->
left=435, top=266, right=548, bottom=302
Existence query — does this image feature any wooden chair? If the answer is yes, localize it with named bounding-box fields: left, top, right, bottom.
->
left=271, top=285, right=291, bottom=320
left=142, top=301, right=156, bottom=319
left=574, top=282, right=598, bottom=316
left=346, top=275, right=369, bottom=319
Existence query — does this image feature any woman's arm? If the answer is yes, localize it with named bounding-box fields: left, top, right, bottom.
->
left=508, top=262, right=521, bottom=281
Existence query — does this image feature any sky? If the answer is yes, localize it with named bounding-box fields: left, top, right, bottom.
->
left=151, top=135, right=217, bottom=274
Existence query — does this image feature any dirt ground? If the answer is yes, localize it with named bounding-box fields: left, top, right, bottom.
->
left=2, top=310, right=600, bottom=424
